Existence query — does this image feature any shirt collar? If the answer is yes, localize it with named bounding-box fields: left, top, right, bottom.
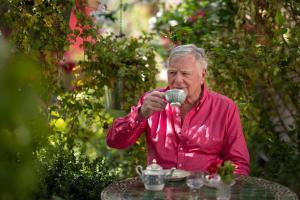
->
left=195, top=83, right=208, bottom=111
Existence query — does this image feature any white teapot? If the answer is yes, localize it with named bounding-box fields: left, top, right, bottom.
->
left=136, top=159, right=175, bottom=191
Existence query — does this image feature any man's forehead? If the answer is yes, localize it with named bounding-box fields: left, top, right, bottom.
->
left=167, top=68, right=193, bottom=72
left=169, top=54, right=197, bottom=63
left=168, top=55, right=198, bottom=67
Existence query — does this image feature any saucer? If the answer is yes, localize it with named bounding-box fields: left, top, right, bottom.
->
left=164, top=169, right=191, bottom=181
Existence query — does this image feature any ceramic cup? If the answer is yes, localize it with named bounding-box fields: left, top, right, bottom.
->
left=165, top=89, right=187, bottom=106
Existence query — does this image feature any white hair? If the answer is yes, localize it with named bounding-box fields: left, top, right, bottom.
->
left=167, top=44, right=208, bottom=70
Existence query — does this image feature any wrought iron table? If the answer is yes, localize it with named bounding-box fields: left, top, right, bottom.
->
left=101, top=176, right=298, bottom=200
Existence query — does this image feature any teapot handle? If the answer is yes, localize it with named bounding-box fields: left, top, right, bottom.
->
left=135, top=165, right=143, bottom=177
left=166, top=167, right=176, bottom=177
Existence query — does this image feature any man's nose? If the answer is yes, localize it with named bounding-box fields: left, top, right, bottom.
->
left=174, top=73, right=183, bottom=85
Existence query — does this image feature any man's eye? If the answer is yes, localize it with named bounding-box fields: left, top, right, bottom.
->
left=182, top=72, right=190, bottom=76
left=168, top=71, right=176, bottom=75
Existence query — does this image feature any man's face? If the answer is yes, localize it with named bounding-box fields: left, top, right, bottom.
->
left=167, top=54, right=206, bottom=104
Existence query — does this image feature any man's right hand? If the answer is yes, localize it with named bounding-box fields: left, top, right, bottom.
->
left=139, top=91, right=167, bottom=118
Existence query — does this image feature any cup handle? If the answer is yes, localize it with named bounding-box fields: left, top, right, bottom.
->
left=166, top=167, right=176, bottom=177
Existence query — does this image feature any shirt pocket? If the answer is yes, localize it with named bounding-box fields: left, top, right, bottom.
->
left=185, top=127, right=222, bottom=154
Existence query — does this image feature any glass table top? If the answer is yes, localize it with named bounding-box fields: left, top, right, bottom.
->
left=101, top=176, right=298, bottom=200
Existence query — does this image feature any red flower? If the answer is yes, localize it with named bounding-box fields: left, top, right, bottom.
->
left=207, top=158, right=223, bottom=174
left=58, top=59, right=76, bottom=73
left=187, top=15, right=197, bottom=23
left=187, top=10, right=205, bottom=23
left=196, top=10, right=205, bottom=17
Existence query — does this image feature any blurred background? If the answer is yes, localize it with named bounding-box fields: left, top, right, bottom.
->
left=0, top=0, right=299, bottom=199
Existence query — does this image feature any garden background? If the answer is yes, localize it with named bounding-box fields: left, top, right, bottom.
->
left=0, top=0, right=299, bottom=199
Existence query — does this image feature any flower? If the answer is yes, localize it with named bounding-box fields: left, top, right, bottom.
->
left=148, top=16, right=157, bottom=30
left=207, top=159, right=235, bottom=184
left=207, top=158, right=223, bottom=174
left=168, top=20, right=178, bottom=27
left=58, top=58, right=76, bottom=73
left=187, top=10, right=205, bottom=23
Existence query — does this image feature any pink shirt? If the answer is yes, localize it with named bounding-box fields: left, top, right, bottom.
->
left=107, top=85, right=250, bottom=175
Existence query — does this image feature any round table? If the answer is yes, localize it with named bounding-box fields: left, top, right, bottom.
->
left=101, top=176, right=298, bottom=200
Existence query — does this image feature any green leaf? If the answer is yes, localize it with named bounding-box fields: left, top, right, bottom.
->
left=275, top=10, right=285, bottom=26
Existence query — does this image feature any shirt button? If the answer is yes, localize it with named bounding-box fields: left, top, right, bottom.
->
left=179, top=147, right=183, bottom=151
left=178, top=164, right=182, bottom=167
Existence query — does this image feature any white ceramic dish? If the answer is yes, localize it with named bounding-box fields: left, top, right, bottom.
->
left=164, top=169, right=191, bottom=181
left=204, top=175, right=236, bottom=188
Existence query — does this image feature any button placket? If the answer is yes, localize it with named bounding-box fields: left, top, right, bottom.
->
left=181, top=108, right=195, bottom=135
left=177, top=142, right=185, bottom=169
left=173, top=106, right=182, bottom=135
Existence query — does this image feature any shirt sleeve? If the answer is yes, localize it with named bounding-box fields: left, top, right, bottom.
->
left=106, top=96, right=148, bottom=149
left=223, top=102, right=250, bottom=176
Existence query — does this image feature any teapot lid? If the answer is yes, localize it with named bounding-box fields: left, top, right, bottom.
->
left=146, top=159, right=163, bottom=171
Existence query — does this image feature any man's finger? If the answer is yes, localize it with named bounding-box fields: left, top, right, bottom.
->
left=148, top=104, right=165, bottom=112
left=150, top=91, right=166, bottom=99
left=148, top=101, right=166, bottom=110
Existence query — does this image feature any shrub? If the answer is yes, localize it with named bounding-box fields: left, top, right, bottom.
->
left=35, top=148, right=118, bottom=200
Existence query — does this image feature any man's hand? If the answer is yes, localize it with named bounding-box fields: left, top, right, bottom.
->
left=139, top=91, right=167, bottom=118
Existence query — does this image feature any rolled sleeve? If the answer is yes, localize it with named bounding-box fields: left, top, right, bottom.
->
left=106, top=99, right=147, bottom=149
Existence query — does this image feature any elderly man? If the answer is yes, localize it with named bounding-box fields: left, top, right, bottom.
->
left=107, top=44, right=250, bottom=175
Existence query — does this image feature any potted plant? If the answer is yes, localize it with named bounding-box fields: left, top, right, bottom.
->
left=207, top=159, right=235, bottom=200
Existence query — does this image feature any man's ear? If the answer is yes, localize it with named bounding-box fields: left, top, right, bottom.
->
left=202, top=68, right=207, bottom=78
left=199, top=68, right=207, bottom=85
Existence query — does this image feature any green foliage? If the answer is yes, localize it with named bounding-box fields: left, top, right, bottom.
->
left=76, top=32, right=157, bottom=177
left=35, top=148, right=118, bottom=200
left=64, top=14, right=158, bottom=179
left=218, top=161, right=235, bottom=184
left=153, top=0, right=237, bottom=51
left=0, top=0, right=71, bottom=52
left=36, top=83, right=133, bottom=199
left=0, top=0, right=72, bottom=98
left=0, top=41, right=48, bottom=200
left=80, top=33, right=158, bottom=111
left=152, top=0, right=300, bottom=196
left=49, top=88, right=112, bottom=152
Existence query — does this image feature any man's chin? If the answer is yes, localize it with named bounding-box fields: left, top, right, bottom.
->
left=183, top=98, right=192, bottom=105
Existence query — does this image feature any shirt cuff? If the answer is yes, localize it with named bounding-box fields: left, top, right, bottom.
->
left=129, top=105, right=147, bottom=127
